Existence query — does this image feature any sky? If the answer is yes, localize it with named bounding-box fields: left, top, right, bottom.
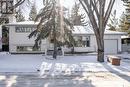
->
left=35, top=0, right=125, bottom=18
left=114, top=0, right=125, bottom=18
left=20, top=0, right=125, bottom=19
left=0, top=0, right=127, bottom=37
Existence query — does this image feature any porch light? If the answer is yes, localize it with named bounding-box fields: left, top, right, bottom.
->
left=0, top=0, right=13, bottom=14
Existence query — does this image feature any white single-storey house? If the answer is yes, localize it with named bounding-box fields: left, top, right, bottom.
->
left=4, top=21, right=126, bottom=54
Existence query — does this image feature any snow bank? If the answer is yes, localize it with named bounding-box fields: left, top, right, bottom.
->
left=40, top=62, right=108, bottom=76
left=0, top=52, right=10, bottom=55
left=40, top=55, right=130, bottom=76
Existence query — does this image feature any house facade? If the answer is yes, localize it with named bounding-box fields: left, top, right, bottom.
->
left=121, top=36, right=130, bottom=52
left=71, top=26, right=126, bottom=54
left=5, top=21, right=46, bottom=53
left=4, top=21, right=126, bottom=54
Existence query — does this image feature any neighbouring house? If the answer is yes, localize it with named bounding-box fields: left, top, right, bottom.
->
left=121, top=36, right=130, bottom=52
left=0, top=36, right=2, bottom=51
left=4, top=21, right=126, bottom=54
left=0, top=26, right=2, bottom=51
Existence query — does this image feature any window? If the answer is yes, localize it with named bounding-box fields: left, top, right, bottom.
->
left=77, top=36, right=82, bottom=47
left=15, top=27, right=36, bottom=33
left=75, top=36, right=90, bottom=47
left=1, top=2, right=6, bottom=13
left=122, top=38, right=130, bottom=45
left=86, top=36, right=90, bottom=47
left=17, top=46, right=41, bottom=52
left=0, top=0, right=13, bottom=14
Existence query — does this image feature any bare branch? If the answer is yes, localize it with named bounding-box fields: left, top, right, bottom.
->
left=104, top=0, right=115, bottom=27
left=91, top=0, right=100, bottom=20
left=79, top=0, right=88, bottom=14
left=79, top=0, right=115, bottom=62
left=13, top=0, right=26, bottom=8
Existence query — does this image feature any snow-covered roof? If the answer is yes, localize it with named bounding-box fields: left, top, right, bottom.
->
left=121, top=35, right=130, bottom=39
left=5, top=21, right=127, bottom=35
left=73, top=26, right=93, bottom=34
left=73, top=26, right=127, bottom=35
left=5, top=21, right=39, bottom=26
left=104, top=30, right=127, bottom=35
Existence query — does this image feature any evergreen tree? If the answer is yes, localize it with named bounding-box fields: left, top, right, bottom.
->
left=119, top=1, right=130, bottom=35
left=107, top=10, right=118, bottom=31
left=70, top=2, right=86, bottom=25
left=29, top=0, right=75, bottom=59
left=28, top=3, right=37, bottom=21
left=118, top=12, right=128, bottom=32
left=16, top=9, right=25, bottom=22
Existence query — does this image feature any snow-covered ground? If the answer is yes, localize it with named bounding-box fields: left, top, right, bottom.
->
left=40, top=55, right=130, bottom=76
left=0, top=52, right=130, bottom=76
left=0, top=52, right=130, bottom=87
left=0, top=53, right=44, bottom=72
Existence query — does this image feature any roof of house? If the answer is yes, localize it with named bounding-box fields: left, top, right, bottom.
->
left=121, top=35, right=130, bottom=39
left=73, top=26, right=127, bottom=35
left=5, top=21, right=39, bottom=26
left=5, top=21, right=127, bottom=35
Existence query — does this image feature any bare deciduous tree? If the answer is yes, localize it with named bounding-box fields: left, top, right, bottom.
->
left=0, top=0, right=29, bottom=24
left=79, top=0, right=115, bottom=62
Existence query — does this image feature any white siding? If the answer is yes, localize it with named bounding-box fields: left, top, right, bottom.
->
left=9, top=26, right=46, bottom=53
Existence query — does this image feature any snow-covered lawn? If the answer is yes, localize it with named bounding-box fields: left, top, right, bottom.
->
left=0, top=52, right=130, bottom=75
left=40, top=55, right=130, bottom=76
left=0, top=52, right=130, bottom=87
left=0, top=53, right=44, bottom=72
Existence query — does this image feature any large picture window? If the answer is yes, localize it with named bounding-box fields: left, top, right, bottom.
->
left=0, top=0, right=13, bottom=14
left=17, top=46, right=41, bottom=52
left=15, top=27, right=36, bottom=33
left=75, top=36, right=90, bottom=47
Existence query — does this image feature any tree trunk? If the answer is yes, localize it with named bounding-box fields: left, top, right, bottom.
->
left=53, top=29, right=57, bottom=59
left=71, top=46, right=74, bottom=54
left=97, top=48, right=104, bottom=62
left=97, top=37, right=104, bottom=62
left=52, top=25, right=57, bottom=59
left=53, top=41, right=57, bottom=59
left=52, top=8, right=57, bottom=59
left=53, top=16, right=57, bottom=59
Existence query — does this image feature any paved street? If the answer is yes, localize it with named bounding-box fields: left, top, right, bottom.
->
left=0, top=72, right=130, bottom=87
